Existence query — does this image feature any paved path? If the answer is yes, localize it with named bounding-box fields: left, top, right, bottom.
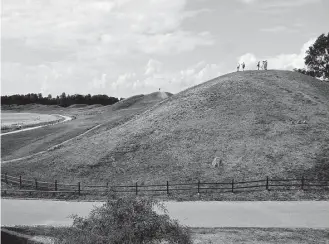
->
left=1, top=199, right=329, bottom=228
left=1, top=114, right=72, bottom=136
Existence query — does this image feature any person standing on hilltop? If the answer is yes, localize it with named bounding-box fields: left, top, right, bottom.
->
left=257, top=61, right=260, bottom=70
left=237, top=63, right=240, bottom=72
left=261, top=61, right=265, bottom=70
left=242, top=62, right=245, bottom=71
left=264, top=60, right=268, bottom=70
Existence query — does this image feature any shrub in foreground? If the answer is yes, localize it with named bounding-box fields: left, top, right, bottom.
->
left=54, top=196, right=192, bottom=244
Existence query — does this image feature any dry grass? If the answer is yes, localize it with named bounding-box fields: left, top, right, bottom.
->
left=2, top=71, right=329, bottom=191
left=191, top=228, right=329, bottom=244
left=4, top=226, right=329, bottom=244
left=1, top=93, right=169, bottom=163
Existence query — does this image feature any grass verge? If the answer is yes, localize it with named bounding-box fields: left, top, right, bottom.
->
left=4, top=226, right=328, bottom=244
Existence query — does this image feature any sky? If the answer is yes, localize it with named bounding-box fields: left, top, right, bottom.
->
left=1, top=0, right=329, bottom=98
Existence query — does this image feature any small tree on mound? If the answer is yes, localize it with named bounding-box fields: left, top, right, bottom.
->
left=54, top=197, right=192, bottom=244
left=295, top=32, right=329, bottom=81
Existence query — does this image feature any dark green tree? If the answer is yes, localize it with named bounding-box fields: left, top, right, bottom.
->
left=59, top=92, right=67, bottom=107
left=304, top=33, right=329, bottom=81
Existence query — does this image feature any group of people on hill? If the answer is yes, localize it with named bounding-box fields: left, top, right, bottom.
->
left=237, top=60, right=268, bottom=71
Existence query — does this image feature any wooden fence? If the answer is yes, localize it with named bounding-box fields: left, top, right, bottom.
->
left=1, top=173, right=329, bottom=197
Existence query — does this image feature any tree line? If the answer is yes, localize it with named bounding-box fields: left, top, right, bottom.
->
left=1, top=92, right=124, bottom=107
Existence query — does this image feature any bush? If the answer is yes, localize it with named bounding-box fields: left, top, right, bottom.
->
left=54, top=196, right=192, bottom=244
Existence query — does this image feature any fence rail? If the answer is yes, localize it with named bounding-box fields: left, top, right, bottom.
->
left=1, top=173, right=329, bottom=197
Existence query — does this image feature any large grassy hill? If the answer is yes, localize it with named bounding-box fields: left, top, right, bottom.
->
left=3, top=70, right=329, bottom=185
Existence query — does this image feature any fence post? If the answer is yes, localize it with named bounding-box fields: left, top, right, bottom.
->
left=135, top=182, right=138, bottom=195
left=166, top=181, right=169, bottom=195
left=78, top=182, right=81, bottom=196
left=35, top=179, right=38, bottom=190
left=231, top=179, right=234, bottom=193
left=5, top=173, right=8, bottom=184
left=266, top=176, right=269, bottom=191
left=301, top=176, right=305, bottom=190
left=55, top=180, right=57, bottom=191
left=197, top=180, right=200, bottom=194
left=19, top=176, right=22, bottom=189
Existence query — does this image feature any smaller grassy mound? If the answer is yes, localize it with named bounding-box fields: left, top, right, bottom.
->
left=111, top=95, right=145, bottom=111
left=111, top=92, right=173, bottom=111
left=68, top=104, right=89, bottom=108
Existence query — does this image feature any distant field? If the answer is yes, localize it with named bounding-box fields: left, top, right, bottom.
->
left=1, top=112, right=61, bottom=131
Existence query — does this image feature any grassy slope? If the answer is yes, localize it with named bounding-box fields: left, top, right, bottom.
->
left=1, top=93, right=171, bottom=162
left=2, top=71, right=329, bottom=186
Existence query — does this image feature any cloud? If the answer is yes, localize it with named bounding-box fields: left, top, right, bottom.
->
left=238, top=0, right=258, bottom=4
left=145, top=59, right=163, bottom=76
left=239, top=0, right=321, bottom=7
left=237, top=38, right=316, bottom=70
left=2, top=0, right=213, bottom=59
left=113, top=60, right=221, bottom=96
left=90, top=74, right=108, bottom=90
left=261, top=0, right=322, bottom=9
left=260, top=25, right=295, bottom=33
left=238, top=0, right=323, bottom=15
left=238, top=53, right=257, bottom=64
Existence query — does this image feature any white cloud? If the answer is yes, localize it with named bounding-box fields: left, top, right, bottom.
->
left=90, top=73, right=108, bottom=90
left=238, top=0, right=323, bottom=15
left=239, top=0, right=321, bottom=7
left=237, top=38, right=316, bottom=70
left=145, top=59, right=163, bottom=76
left=239, top=0, right=258, bottom=4
left=2, top=0, right=213, bottom=58
left=260, top=25, right=292, bottom=33
left=238, top=53, right=257, bottom=64
left=113, top=60, right=221, bottom=96
left=1, top=0, right=216, bottom=97
left=261, top=0, right=322, bottom=8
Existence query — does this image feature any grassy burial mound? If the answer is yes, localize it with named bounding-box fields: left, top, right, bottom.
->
left=111, top=91, right=173, bottom=111
left=3, top=70, right=329, bottom=186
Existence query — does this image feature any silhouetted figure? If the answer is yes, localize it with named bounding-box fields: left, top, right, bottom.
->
left=264, top=60, right=268, bottom=70
left=261, top=61, right=265, bottom=70
left=257, top=61, right=260, bottom=70
left=242, top=62, right=245, bottom=71
left=159, top=88, right=161, bottom=91
left=237, top=63, right=240, bottom=72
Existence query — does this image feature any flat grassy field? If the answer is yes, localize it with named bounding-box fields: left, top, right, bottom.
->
left=4, top=226, right=328, bottom=244
left=1, top=112, right=61, bottom=132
